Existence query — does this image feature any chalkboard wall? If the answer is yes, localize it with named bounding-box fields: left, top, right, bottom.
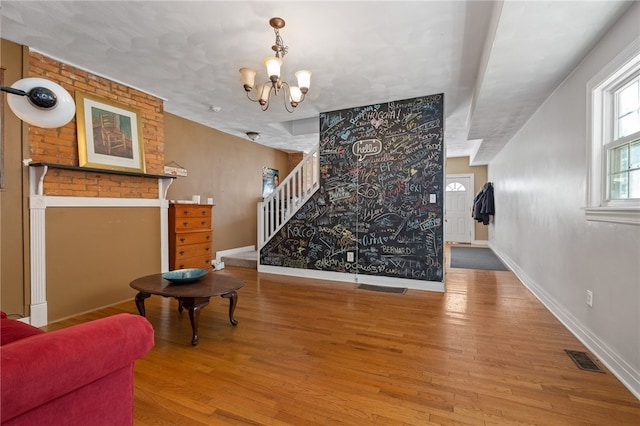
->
left=260, top=94, right=444, bottom=282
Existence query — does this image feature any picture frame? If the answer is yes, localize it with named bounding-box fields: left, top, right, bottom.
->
left=75, top=92, right=145, bottom=173
left=262, top=167, right=279, bottom=198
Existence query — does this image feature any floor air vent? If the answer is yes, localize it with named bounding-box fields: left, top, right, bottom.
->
left=565, top=350, right=605, bottom=373
left=356, top=284, right=407, bottom=294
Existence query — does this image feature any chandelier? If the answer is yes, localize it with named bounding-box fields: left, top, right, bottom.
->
left=239, top=17, right=312, bottom=113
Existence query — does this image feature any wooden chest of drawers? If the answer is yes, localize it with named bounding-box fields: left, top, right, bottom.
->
left=168, top=203, right=213, bottom=270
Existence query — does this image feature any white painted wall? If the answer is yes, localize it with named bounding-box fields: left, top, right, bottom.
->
left=488, top=3, right=640, bottom=398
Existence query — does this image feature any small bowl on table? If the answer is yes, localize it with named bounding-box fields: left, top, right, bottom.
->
left=162, top=268, right=209, bottom=284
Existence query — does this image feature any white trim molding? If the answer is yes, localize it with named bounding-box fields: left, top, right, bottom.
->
left=28, top=195, right=48, bottom=327
left=583, top=206, right=640, bottom=225
left=258, top=264, right=445, bottom=292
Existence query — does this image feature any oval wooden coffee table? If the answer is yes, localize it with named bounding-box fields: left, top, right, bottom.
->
left=129, top=271, right=244, bottom=346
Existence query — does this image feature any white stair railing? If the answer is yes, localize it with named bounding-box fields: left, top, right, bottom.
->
left=258, top=145, right=320, bottom=249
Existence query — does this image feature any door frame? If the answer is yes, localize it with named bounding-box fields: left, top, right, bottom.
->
left=445, top=173, right=475, bottom=243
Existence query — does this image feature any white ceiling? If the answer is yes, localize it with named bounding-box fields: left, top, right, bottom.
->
left=0, top=1, right=633, bottom=164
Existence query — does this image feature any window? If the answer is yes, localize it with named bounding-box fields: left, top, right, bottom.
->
left=586, top=38, right=640, bottom=225
left=608, top=77, right=640, bottom=200
left=446, top=182, right=466, bottom=192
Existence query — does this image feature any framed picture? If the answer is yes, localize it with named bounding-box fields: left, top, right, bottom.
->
left=262, top=167, right=279, bottom=198
left=76, top=92, right=145, bottom=173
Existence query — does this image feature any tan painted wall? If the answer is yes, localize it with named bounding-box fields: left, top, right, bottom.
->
left=445, top=157, right=489, bottom=242
left=45, top=207, right=160, bottom=321
left=163, top=113, right=289, bottom=254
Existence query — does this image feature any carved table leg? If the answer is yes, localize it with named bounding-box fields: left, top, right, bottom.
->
left=178, top=297, right=210, bottom=346
left=134, top=292, right=151, bottom=316
left=221, top=291, right=239, bottom=326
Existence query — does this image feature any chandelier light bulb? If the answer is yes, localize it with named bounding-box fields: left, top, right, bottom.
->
left=239, top=68, right=257, bottom=91
left=256, top=84, right=270, bottom=105
left=264, top=57, right=283, bottom=82
left=290, top=86, right=302, bottom=103
left=295, top=70, right=312, bottom=93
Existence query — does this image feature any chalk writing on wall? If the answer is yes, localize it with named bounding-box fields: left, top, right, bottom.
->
left=261, top=94, right=444, bottom=282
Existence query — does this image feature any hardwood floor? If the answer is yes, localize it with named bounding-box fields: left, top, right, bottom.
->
left=46, top=245, right=640, bottom=425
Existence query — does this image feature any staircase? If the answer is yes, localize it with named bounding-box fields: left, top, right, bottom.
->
left=258, top=145, right=320, bottom=250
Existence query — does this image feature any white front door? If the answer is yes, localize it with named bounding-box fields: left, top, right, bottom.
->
left=445, top=175, right=473, bottom=243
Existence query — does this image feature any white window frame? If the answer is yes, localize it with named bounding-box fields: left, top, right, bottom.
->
left=446, top=182, right=466, bottom=192
left=586, top=37, right=640, bottom=225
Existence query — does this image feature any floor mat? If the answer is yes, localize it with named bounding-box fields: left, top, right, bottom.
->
left=449, top=246, right=509, bottom=271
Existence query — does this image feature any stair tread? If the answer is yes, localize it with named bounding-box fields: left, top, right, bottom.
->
left=221, top=251, right=257, bottom=269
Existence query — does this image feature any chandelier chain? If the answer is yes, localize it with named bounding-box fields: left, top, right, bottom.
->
left=273, top=28, right=288, bottom=58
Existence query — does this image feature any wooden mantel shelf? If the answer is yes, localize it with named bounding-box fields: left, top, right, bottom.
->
left=28, top=162, right=177, bottom=198
left=28, top=162, right=177, bottom=180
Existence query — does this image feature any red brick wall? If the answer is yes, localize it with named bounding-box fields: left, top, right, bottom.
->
left=287, top=152, right=304, bottom=175
left=29, top=52, right=165, bottom=198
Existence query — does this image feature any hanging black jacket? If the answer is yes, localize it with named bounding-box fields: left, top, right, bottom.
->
left=473, top=182, right=494, bottom=225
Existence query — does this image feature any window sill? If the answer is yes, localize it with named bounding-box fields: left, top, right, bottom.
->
left=584, top=206, right=640, bottom=225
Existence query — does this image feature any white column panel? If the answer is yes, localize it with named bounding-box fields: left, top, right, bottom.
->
left=29, top=195, right=48, bottom=327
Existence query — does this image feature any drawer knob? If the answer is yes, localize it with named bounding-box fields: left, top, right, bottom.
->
left=183, top=210, right=190, bottom=215
left=206, top=235, right=211, bottom=240
left=179, top=251, right=185, bottom=256
left=201, top=221, right=206, bottom=226
left=180, top=237, right=185, bottom=243
left=183, top=221, right=189, bottom=226
left=206, top=247, right=210, bottom=251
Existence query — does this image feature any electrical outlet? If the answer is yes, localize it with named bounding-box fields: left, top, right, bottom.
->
left=347, top=251, right=355, bottom=262
left=587, top=290, right=593, bottom=307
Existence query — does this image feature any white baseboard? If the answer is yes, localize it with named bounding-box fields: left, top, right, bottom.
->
left=29, top=302, right=48, bottom=327
left=257, top=265, right=445, bottom=292
left=490, top=243, right=640, bottom=400
left=216, top=245, right=256, bottom=262
left=472, top=239, right=489, bottom=246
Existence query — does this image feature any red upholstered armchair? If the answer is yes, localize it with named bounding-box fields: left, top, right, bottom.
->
left=0, top=312, right=154, bottom=425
